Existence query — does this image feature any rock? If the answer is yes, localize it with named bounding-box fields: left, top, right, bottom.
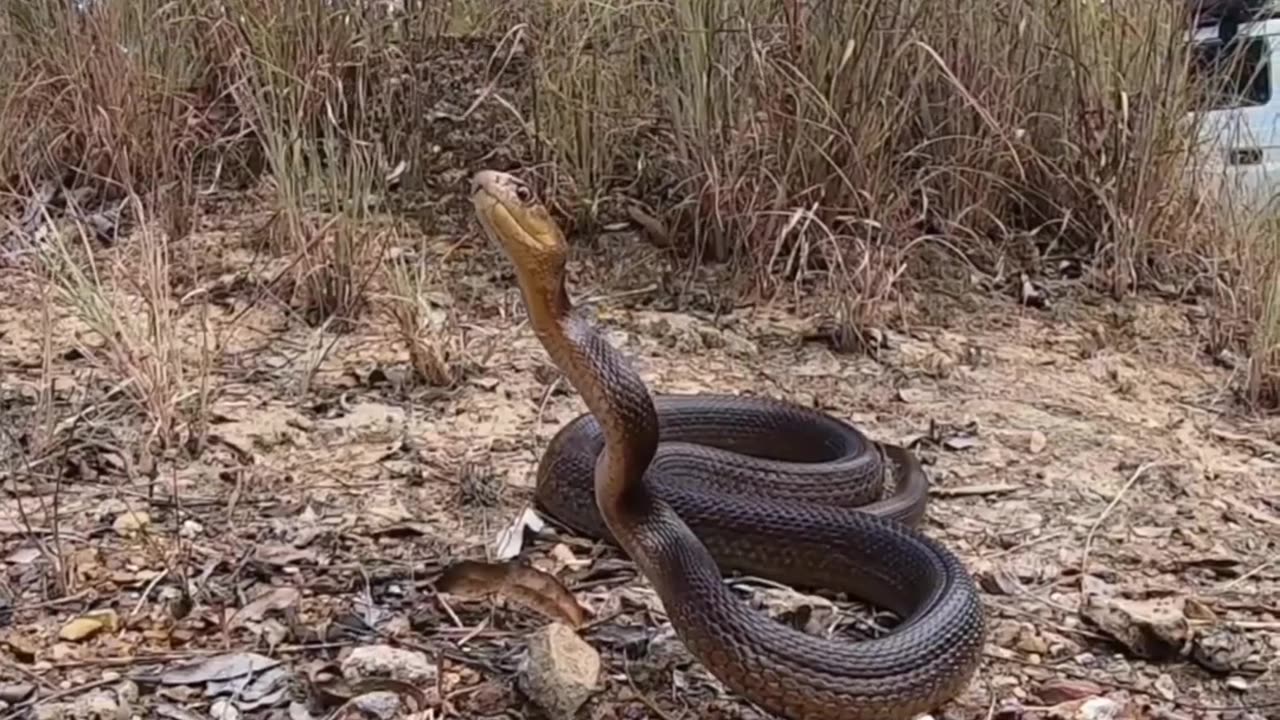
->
left=1077, top=698, right=1123, bottom=720
left=341, top=645, right=436, bottom=685
left=519, top=622, right=600, bottom=718
left=1041, top=630, right=1082, bottom=658
left=59, top=610, right=119, bottom=642
left=209, top=699, right=240, bottom=720
left=896, top=387, right=936, bottom=404
left=1028, top=430, right=1047, bottom=454
left=1015, top=626, right=1049, bottom=655
left=1080, top=594, right=1191, bottom=660
left=1046, top=696, right=1123, bottom=720
left=1191, top=625, right=1264, bottom=673
left=112, top=511, right=151, bottom=536
left=352, top=691, right=402, bottom=720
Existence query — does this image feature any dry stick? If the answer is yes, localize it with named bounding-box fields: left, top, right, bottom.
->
left=623, top=664, right=684, bottom=720
left=436, top=594, right=464, bottom=629
left=1078, top=461, right=1172, bottom=588
left=980, top=529, right=1069, bottom=561
left=129, top=567, right=171, bottom=619
left=1217, top=555, right=1280, bottom=592
left=10, top=591, right=94, bottom=614
left=44, top=642, right=356, bottom=671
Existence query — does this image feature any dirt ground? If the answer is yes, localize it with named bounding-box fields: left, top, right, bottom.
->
left=2, top=37, right=1279, bottom=720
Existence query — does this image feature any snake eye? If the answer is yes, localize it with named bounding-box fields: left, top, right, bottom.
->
left=514, top=183, right=533, bottom=204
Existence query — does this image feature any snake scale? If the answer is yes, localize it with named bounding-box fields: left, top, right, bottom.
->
left=470, top=169, right=985, bottom=720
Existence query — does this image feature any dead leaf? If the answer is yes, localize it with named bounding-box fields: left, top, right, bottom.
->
left=365, top=499, right=413, bottom=525
left=547, top=543, right=588, bottom=573
left=896, top=388, right=935, bottom=404
left=0, top=683, right=35, bottom=704
left=493, top=507, right=546, bottom=561
left=5, top=635, right=39, bottom=662
left=4, top=547, right=40, bottom=564
left=206, top=664, right=292, bottom=711
left=943, top=434, right=978, bottom=451
left=1036, top=678, right=1103, bottom=704
left=730, top=580, right=837, bottom=636
left=228, top=587, right=301, bottom=630
left=366, top=522, right=436, bottom=538
left=438, top=559, right=587, bottom=628
left=160, top=653, right=281, bottom=686
left=1184, top=597, right=1218, bottom=622
left=155, top=702, right=204, bottom=720
left=254, top=545, right=317, bottom=567
left=209, top=404, right=310, bottom=459
left=976, top=564, right=1024, bottom=596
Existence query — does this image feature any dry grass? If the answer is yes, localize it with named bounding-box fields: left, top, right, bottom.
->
left=30, top=196, right=202, bottom=450
left=518, top=0, right=1279, bottom=407
left=1, top=0, right=1277, bottom=408
left=381, top=241, right=477, bottom=388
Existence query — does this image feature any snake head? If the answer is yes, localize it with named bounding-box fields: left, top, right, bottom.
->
left=470, top=170, right=566, bottom=269
left=471, top=169, right=573, bottom=330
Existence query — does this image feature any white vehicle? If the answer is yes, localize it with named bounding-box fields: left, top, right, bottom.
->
left=1189, top=0, right=1280, bottom=213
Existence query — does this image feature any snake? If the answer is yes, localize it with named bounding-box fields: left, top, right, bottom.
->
left=469, top=169, right=985, bottom=720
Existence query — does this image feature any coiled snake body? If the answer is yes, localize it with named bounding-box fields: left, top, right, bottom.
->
left=471, top=170, right=985, bottom=720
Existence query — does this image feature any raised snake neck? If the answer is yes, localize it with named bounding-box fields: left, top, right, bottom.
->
left=470, top=169, right=986, bottom=720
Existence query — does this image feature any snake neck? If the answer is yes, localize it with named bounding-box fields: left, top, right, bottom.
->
left=524, top=271, right=660, bottom=524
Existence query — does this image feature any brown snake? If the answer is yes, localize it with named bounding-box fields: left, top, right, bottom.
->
left=470, top=170, right=985, bottom=720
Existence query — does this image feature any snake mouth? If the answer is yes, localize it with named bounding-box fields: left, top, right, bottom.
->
left=470, top=171, right=543, bottom=254
left=469, top=177, right=511, bottom=246
left=469, top=170, right=565, bottom=264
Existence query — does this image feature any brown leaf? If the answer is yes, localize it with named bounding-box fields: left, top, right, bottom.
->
left=227, top=587, right=301, bottom=630
left=1037, top=678, right=1103, bottom=704
left=437, top=560, right=587, bottom=628
left=308, top=662, right=433, bottom=714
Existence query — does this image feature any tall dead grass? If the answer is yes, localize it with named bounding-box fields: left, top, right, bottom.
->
left=2, top=0, right=1277, bottom=408
left=536, top=0, right=1210, bottom=283
left=526, top=0, right=1278, bottom=405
